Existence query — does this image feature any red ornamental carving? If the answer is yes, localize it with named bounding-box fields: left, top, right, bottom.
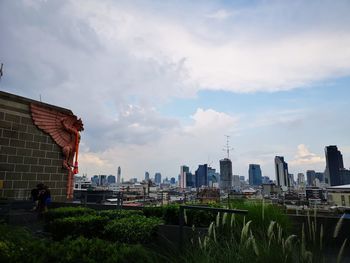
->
left=30, top=103, right=84, bottom=199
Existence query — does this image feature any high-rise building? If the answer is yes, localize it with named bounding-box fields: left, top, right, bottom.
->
left=315, top=172, right=324, bottom=183
left=107, top=175, right=116, bottom=184
left=185, top=172, right=194, bottom=188
left=248, top=164, right=262, bottom=186
left=220, top=158, right=232, bottom=191
left=289, top=174, right=295, bottom=187
left=325, top=145, right=344, bottom=186
left=208, top=167, right=219, bottom=187
left=306, top=170, right=316, bottom=186
left=145, top=171, right=150, bottom=181
left=170, top=177, right=176, bottom=185
left=180, top=165, right=190, bottom=188
left=195, top=164, right=208, bottom=188
left=340, top=169, right=350, bottom=185
left=297, top=173, right=305, bottom=186
left=275, top=156, right=290, bottom=189
left=91, top=175, right=99, bottom=186
left=262, top=176, right=271, bottom=184
left=232, top=175, right=240, bottom=188
left=239, top=176, right=245, bottom=182
left=99, top=175, right=107, bottom=186
left=117, top=166, right=121, bottom=185
left=155, top=172, right=162, bottom=185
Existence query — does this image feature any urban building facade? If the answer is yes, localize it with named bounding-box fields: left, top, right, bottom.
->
left=220, top=158, right=232, bottom=191
left=180, top=165, right=190, bottom=188
left=117, top=166, right=121, bottom=185
left=325, top=145, right=344, bottom=186
left=248, top=164, right=262, bottom=186
left=154, top=172, right=162, bottom=185
left=195, top=164, right=208, bottom=188
left=275, top=156, right=290, bottom=189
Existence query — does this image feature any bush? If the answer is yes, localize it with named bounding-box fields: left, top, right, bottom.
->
left=98, top=209, right=143, bottom=220
left=45, top=237, right=157, bottom=263
left=0, top=223, right=158, bottom=263
left=143, top=204, right=219, bottom=227
left=104, top=215, right=163, bottom=244
left=48, top=215, right=108, bottom=240
left=45, top=206, right=96, bottom=222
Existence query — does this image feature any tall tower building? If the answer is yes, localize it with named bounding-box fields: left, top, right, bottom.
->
left=154, top=172, right=162, bottom=185
left=275, top=156, right=290, bottom=189
left=297, top=173, right=305, bottom=187
left=117, top=166, right=121, bottom=185
left=195, top=164, right=208, bottom=188
left=248, top=164, right=262, bottom=186
left=325, top=145, right=344, bottom=186
left=180, top=165, right=190, bottom=188
left=145, top=171, right=150, bottom=181
left=306, top=170, right=316, bottom=186
left=220, top=158, right=232, bottom=191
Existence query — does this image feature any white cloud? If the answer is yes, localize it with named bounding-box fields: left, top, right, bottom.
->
left=79, top=108, right=238, bottom=178
left=206, top=9, right=233, bottom=20
left=290, top=144, right=325, bottom=166
left=1, top=0, right=350, bottom=179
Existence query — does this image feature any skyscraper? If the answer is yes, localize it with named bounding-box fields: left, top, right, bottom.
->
left=297, top=173, right=305, bottom=186
left=248, top=164, right=262, bottom=186
left=155, top=172, right=162, bottom=185
left=208, top=167, right=219, bottom=187
left=185, top=172, right=194, bottom=188
left=195, top=164, right=208, bottom=188
left=306, top=170, right=316, bottom=186
left=220, top=158, right=232, bottom=191
left=325, top=145, right=344, bottom=186
left=117, top=166, right=121, bottom=185
left=107, top=175, right=116, bottom=184
left=145, top=171, right=150, bottom=181
left=180, top=165, right=190, bottom=188
left=275, top=156, right=290, bottom=189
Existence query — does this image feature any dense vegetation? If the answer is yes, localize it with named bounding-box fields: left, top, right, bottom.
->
left=1, top=200, right=348, bottom=262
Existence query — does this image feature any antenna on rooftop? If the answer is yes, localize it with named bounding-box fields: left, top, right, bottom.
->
left=223, top=135, right=234, bottom=159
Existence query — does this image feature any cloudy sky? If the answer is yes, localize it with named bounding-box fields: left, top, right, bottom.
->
left=1, top=0, right=350, bottom=181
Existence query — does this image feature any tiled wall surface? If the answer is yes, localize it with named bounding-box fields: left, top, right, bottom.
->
left=0, top=92, right=70, bottom=202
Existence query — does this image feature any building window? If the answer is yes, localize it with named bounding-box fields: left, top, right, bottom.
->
left=341, top=195, right=345, bottom=206
left=348, top=196, right=350, bottom=206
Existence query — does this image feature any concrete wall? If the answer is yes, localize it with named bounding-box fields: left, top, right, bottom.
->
left=0, top=91, right=73, bottom=202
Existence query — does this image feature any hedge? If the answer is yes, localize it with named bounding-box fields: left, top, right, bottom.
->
left=45, top=206, right=96, bottom=222
left=47, top=215, right=108, bottom=240
left=104, top=215, right=163, bottom=244
left=0, top=223, right=157, bottom=263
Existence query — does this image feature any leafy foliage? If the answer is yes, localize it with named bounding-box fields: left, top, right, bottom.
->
left=104, top=215, right=163, bottom=244
left=98, top=209, right=143, bottom=220
left=48, top=215, right=108, bottom=240
left=45, top=206, right=96, bottom=222
left=0, top=223, right=157, bottom=263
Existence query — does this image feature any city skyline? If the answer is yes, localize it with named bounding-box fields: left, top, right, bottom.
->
left=1, top=1, right=350, bottom=180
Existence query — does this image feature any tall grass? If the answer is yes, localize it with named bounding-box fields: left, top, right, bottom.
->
left=170, top=201, right=349, bottom=263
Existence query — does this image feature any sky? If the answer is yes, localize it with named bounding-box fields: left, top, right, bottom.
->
left=1, top=0, right=350, bottom=181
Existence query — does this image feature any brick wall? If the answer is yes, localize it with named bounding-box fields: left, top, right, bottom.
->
left=0, top=91, right=73, bottom=202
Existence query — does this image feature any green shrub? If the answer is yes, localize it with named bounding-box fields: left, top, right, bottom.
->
left=98, top=209, right=143, bottom=220
left=48, top=215, right=108, bottom=240
left=144, top=205, right=180, bottom=225
left=143, top=206, right=164, bottom=219
left=104, top=215, right=163, bottom=244
left=45, top=237, right=157, bottom=263
left=45, top=206, right=96, bottom=222
left=0, top=223, right=158, bottom=263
